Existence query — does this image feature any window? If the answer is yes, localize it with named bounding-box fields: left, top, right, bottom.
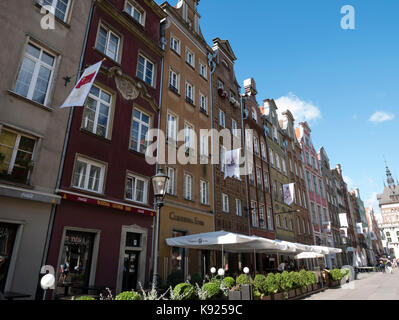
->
left=253, top=137, right=259, bottom=156
left=386, top=232, right=391, bottom=237
left=269, top=149, right=274, bottom=166
left=166, top=167, right=176, bottom=195
left=130, top=109, right=150, bottom=153
left=267, top=207, right=273, bottom=230
left=15, top=42, right=55, bottom=105
left=167, top=113, right=177, bottom=142
left=170, top=36, right=181, bottom=54
left=232, top=119, right=238, bottom=137
left=0, top=128, right=36, bottom=183
left=184, top=174, right=193, bottom=200
left=289, top=219, right=293, bottom=231
left=251, top=201, right=258, bottom=228
left=40, top=0, right=71, bottom=22
left=276, top=215, right=281, bottom=228
left=200, top=134, right=208, bottom=158
left=125, top=174, right=148, bottom=204
left=248, top=162, right=255, bottom=186
left=83, top=85, right=112, bottom=138
left=323, top=208, right=328, bottom=222
left=137, top=54, right=154, bottom=86
left=306, top=152, right=310, bottom=165
left=199, top=62, right=207, bottom=79
left=125, top=1, right=145, bottom=26
left=303, top=219, right=306, bottom=235
left=186, top=49, right=195, bottom=68
left=236, top=199, right=242, bottom=216
left=283, top=217, right=287, bottom=230
left=252, top=108, right=257, bottom=122
left=312, top=157, right=317, bottom=169
left=168, top=69, right=179, bottom=93
left=294, top=162, right=298, bottom=176
left=273, top=181, right=278, bottom=199
left=199, top=93, right=208, bottom=113
left=219, top=109, right=225, bottom=128
left=303, top=191, right=307, bottom=208
left=282, top=159, right=287, bottom=174
left=96, top=25, right=120, bottom=62
left=184, top=123, right=194, bottom=152
left=256, top=167, right=263, bottom=189
left=317, top=205, right=322, bottom=225
left=220, top=146, right=226, bottom=173
left=297, top=217, right=301, bottom=235
left=259, top=205, right=266, bottom=229
left=261, top=142, right=266, bottom=160
left=388, top=238, right=392, bottom=243
left=306, top=171, right=312, bottom=191
left=313, top=175, right=318, bottom=195
left=307, top=221, right=311, bottom=235
left=263, top=171, right=269, bottom=192
left=185, top=82, right=194, bottom=104
left=276, top=154, right=281, bottom=171
left=222, top=193, right=229, bottom=213
left=217, top=80, right=224, bottom=90
left=73, top=157, right=105, bottom=193
left=200, top=180, right=209, bottom=205
left=319, top=179, right=324, bottom=197
left=311, top=202, right=316, bottom=221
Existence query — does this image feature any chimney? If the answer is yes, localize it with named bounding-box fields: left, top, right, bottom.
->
left=336, top=164, right=342, bottom=175
left=243, top=78, right=257, bottom=96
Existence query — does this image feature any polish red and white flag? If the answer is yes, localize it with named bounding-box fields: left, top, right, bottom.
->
left=61, top=60, right=103, bottom=108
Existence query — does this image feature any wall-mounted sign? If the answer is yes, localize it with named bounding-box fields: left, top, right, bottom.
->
left=339, top=213, right=348, bottom=228
left=169, top=212, right=205, bottom=226
left=60, top=191, right=154, bottom=217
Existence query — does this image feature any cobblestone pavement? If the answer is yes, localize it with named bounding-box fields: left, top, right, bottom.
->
left=303, top=269, right=399, bottom=300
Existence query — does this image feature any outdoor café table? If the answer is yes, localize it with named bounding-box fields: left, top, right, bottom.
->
left=70, top=285, right=106, bottom=296
left=3, top=292, right=31, bottom=300
left=57, top=282, right=74, bottom=296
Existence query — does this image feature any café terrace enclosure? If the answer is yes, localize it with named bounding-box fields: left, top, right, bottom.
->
left=165, top=230, right=342, bottom=259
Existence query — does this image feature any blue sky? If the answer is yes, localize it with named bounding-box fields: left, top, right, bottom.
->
left=158, top=0, right=399, bottom=217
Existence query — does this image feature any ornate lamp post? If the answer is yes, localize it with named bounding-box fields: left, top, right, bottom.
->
left=151, top=168, right=169, bottom=290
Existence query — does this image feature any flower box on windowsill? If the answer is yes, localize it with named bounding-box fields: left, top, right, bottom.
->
left=0, top=170, right=29, bottom=186
left=168, top=85, right=180, bottom=96
left=199, top=107, right=208, bottom=116
left=185, top=96, right=195, bottom=107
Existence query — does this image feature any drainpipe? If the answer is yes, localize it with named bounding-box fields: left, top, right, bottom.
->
left=38, top=0, right=96, bottom=299
left=150, top=18, right=166, bottom=286
left=240, top=94, right=251, bottom=237
left=208, top=51, right=216, bottom=230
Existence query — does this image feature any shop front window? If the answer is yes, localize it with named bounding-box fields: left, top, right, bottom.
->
left=58, top=230, right=95, bottom=290
left=0, top=223, right=18, bottom=292
left=171, top=230, right=186, bottom=272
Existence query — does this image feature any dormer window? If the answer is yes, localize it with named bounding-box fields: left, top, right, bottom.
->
left=252, top=108, right=257, bottom=122
left=125, top=1, right=146, bottom=27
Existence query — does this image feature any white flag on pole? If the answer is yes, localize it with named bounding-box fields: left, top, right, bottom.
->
left=339, top=213, right=348, bottom=228
left=224, top=148, right=241, bottom=180
left=283, top=183, right=295, bottom=206
left=61, top=60, right=103, bottom=108
left=356, top=223, right=363, bottom=234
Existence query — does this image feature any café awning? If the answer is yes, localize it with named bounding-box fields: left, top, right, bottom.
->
left=295, top=252, right=325, bottom=259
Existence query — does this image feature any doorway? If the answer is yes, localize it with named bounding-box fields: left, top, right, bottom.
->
left=122, top=250, right=140, bottom=292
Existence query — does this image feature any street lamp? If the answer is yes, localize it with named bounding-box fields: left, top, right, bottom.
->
left=151, top=168, right=169, bottom=290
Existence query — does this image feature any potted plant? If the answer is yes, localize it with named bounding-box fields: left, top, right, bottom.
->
left=228, top=284, right=241, bottom=300
left=272, top=273, right=284, bottom=300
left=280, top=271, right=295, bottom=299
left=265, top=273, right=278, bottom=300
left=253, top=274, right=271, bottom=300
left=290, top=272, right=302, bottom=296
left=299, top=270, right=308, bottom=294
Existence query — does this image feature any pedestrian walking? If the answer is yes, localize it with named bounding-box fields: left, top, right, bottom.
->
left=379, top=260, right=386, bottom=273
left=386, top=260, right=393, bottom=274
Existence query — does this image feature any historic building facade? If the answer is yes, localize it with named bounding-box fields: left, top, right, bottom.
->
left=157, top=0, right=215, bottom=281
left=46, top=0, right=165, bottom=296
left=296, top=122, right=331, bottom=267
left=243, top=79, right=276, bottom=271
left=377, top=165, right=399, bottom=259
left=318, top=147, right=340, bottom=267
left=211, top=39, right=249, bottom=272
left=261, top=99, right=293, bottom=246
left=280, top=111, right=313, bottom=247
left=365, top=207, right=384, bottom=259
left=0, top=0, right=91, bottom=297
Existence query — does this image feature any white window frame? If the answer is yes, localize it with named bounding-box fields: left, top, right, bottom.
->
left=97, top=24, right=121, bottom=62
left=125, top=0, right=146, bottom=26
left=125, top=173, right=148, bottom=204
left=166, top=167, right=176, bottom=195
left=220, top=146, right=226, bottom=173
left=137, top=54, right=155, bottom=87
left=15, top=41, right=56, bottom=106
left=297, top=217, right=301, bottom=235
left=199, top=92, right=208, bottom=113
left=166, top=112, right=178, bottom=143
left=267, top=207, right=273, bottom=230
left=184, top=173, right=193, bottom=201
left=222, top=193, right=229, bottom=213
left=232, top=119, right=238, bottom=137
left=253, top=137, right=259, bottom=156
left=219, top=109, right=225, bottom=128
left=261, top=142, right=266, bottom=160
left=72, top=156, right=106, bottom=194
left=263, top=171, right=269, bottom=192
left=199, top=61, right=207, bottom=79
left=185, top=81, right=194, bottom=104
left=130, top=108, right=151, bottom=154
left=269, top=149, right=274, bottom=166
left=256, top=167, right=263, bottom=190
left=184, top=122, right=194, bottom=150
left=251, top=201, right=258, bottom=228
left=168, top=68, right=180, bottom=93
left=40, top=0, right=71, bottom=22
left=200, top=179, right=209, bottom=205
left=236, top=199, right=242, bottom=217
left=259, top=205, right=266, bottom=229
left=185, top=48, right=195, bottom=68
left=170, top=36, right=181, bottom=55
left=83, top=85, right=112, bottom=139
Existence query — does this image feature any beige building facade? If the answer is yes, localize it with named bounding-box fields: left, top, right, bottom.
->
left=0, top=0, right=91, bottom=297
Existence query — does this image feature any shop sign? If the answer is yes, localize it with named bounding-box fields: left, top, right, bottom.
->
left=60, top=191, right=154, bottom=217
left=169, top=212, right=205, bottom=226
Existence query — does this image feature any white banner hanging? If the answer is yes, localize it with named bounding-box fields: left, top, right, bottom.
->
left=283, top=183, right=295, bottom=206
left=339, top=213, right=349, bottom=228
left=224, top=148, right=241, bottom=180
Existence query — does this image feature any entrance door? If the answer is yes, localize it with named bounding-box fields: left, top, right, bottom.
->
left=0, top=223, right=18, bottom=292
left=122, top=251, right=140, bottom=292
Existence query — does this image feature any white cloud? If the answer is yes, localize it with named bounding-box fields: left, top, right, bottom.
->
left=369, top=111, right=395, bottom=123
left=275, top=92, right=322, bottom=123
left=343, top=176, right=357, bottom=190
